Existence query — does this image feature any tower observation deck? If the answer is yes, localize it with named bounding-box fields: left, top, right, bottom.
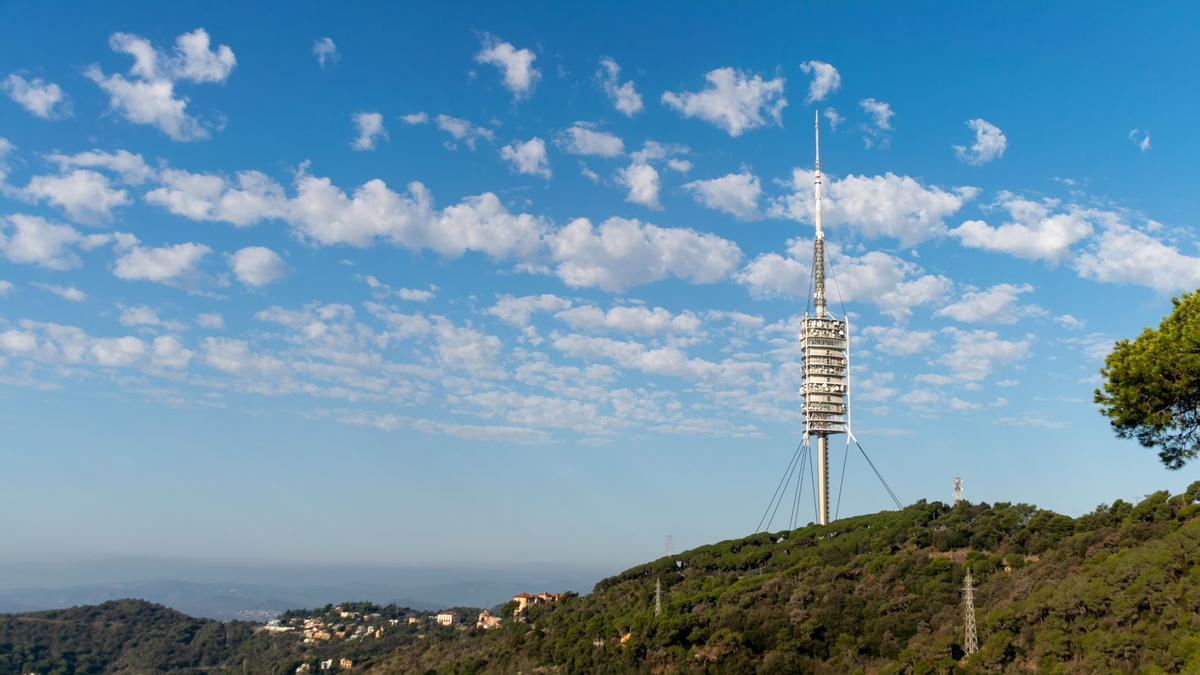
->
left=800, top=112, right=848, bottom=526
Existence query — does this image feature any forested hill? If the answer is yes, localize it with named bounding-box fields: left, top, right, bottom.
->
left=3, top=483, right=1200, bottom=674
left=371, top=482, right=1200, bottom=674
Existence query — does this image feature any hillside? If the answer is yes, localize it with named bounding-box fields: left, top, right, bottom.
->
left=369, top=482, right=1200, bottom=674
left=3, top=483, right=1199, bottom=674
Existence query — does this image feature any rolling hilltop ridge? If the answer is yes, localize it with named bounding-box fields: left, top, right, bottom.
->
left=3, top=483, right=1200, bottom=674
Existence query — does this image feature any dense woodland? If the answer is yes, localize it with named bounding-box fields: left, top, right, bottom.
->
left=3, top=483, right=1200, bottom=674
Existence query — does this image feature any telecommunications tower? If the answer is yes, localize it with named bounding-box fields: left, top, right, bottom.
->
left=800, top=111, right=849, bottom=526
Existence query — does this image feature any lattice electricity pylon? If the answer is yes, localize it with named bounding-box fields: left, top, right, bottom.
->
left=962, top=567, right=979, bottom=656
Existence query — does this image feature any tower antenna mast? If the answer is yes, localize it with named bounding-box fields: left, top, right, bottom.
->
left=800, top=110, right=847, bottom=526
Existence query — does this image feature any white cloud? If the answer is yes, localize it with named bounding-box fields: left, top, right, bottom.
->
left=144, top=168, right=287, bottom=226
left=47, top=149, right=154, bottom=184
left=23, top=169, right=131, bottom=223
left=400, top=112, right=429, bottom=125
left=397, top=287, right=435, bottom=302
left=203, top=336, right=283, bottom=376
left=287, top=171, right=547, bottom=260
left=196, top=312, right=224, bottom=329
left=229, top=246, right=287, bottom=287
left=85, top=67, right=207, bottom=141
left=33, top=282, right=86, bottom=302
left=0, top=280, right=12, bottom=296
left=555, top=305, right=701, bottom=337
left=547, top=217, right=742, bottom=292
left=823, top=107, right=844, bottom=130
left=666, top=158, right=692, bottom=173
left=862, top=326, right=935, bottom=356
left=772, top=169, right=978, bottom=246
left=487, top=294, right=573, bottom=328
left=598, top=57, right=643, bottom=116
left=859, top=98, right=893, bottom=147
left=684, top=172, right=761, bottom=221
left=474, top=34, right=540, bottom=99
left=434, top=319, right=502, bottom=377
left=351, top=112, right=387, bottom=151
left=935, top=283, right=1045, bottom=324
left=1054, top=314, right=1085, bottom=330
left=737, top=240, right=951, bottom=319
left=558, top=124, right=624, bottom=157
left=151, top=335, right=194, bottom=368
left=113, top=241, right=211, bottom=283
left=950, top=193, right=1096, bottom=263
left=0, top=214, right=108, bottom=270
left=615, top=162, right=661, bottom=209
left=1129, top=128, right=1151, bottom=152
left=0, top=137, right=13, bottom=185
left=85, top=29, right=235, bottom=141
left=434, top=114, right=495, bottom=150
left=2, top=74, right=70, bottom=119
left=800, top=61, right=840, bottom=102
left=859, top=98, right=893, bottom=130
left=662, top=68, right=787, bottom=137
left=631, top=141, right=689, bottom=165
left=500, top=137, right=551, bottom=178
left=552, top=333, right=714, bottom=380
left=1075, top=224, right=1200, bottom=291
left=119, top=305, right=186, bottom=331
left=954, top=119, right=1007, bottom=165
left=313, top=37, right=339, bottom=68
left=936, top=328, right=1033, bottom=383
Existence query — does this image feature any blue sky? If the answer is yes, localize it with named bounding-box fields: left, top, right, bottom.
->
left=2, top=2, right=1199, bottom=577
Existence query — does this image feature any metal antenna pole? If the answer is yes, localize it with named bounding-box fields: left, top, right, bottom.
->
left=812, top=110, right=830, bottom=526
left=963, top=568, right=979, bottom=656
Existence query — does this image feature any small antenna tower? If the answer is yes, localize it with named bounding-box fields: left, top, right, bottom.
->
left=655, top=534, right=671, bottom=618
left=962, top=567, right=978, bottom=656
left=953, top=476, right=964, bottom=506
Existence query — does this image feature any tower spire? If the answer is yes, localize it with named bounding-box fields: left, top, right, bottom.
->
left=813, top=111, right=827, bottom=318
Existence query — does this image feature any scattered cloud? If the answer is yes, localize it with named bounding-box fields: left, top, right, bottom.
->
left=434, top=114, right=495, bottom=150
left=935, top=283, right=1046, bottom=324
left=85, top=28, right=235, bottom=141
left=683, top=171, right=762, bottom=221
left=2, top=74, right=71, bottom=119
left=0, top=214, right=112, bottom=270
left=351, top=112, right=388, bottom=151
left=475, top=34, right=540, bottom=99
left=954, top=118, right=1007, bottom=165
left=859, top=98, right=893, bottom=147
left=22, top=169, right=131, bottom=223
left=1128, top=128, right=1151, bottom=152
left=113, top=241, right=211, bottom=284
left=400, top=112, right=428, bottom=125
left=557, top=124, right=624, bottom=157
left=772, top=169, right=978, bottom=246
left=500, top=137, right=552, bottom=178
left=1075, top=223, right=1200, bottom=291
left=800, top=61, right=840, bottom=102
left=47, top=149, right=155, bottom=184
left=547, top=217, right=742, bottom=292
left=662, top=67, right=787, bottom=137
left=313, top=37, right=339, bottom=68
left=598, top=57, right=643, bottom=116
left=33, top=282, right=87, bottom=302
left=229, top=246, right=287, bottom=287
left=950, top=193, right=1099, bottom=263
left=615, top=161, right=661, bottom=209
